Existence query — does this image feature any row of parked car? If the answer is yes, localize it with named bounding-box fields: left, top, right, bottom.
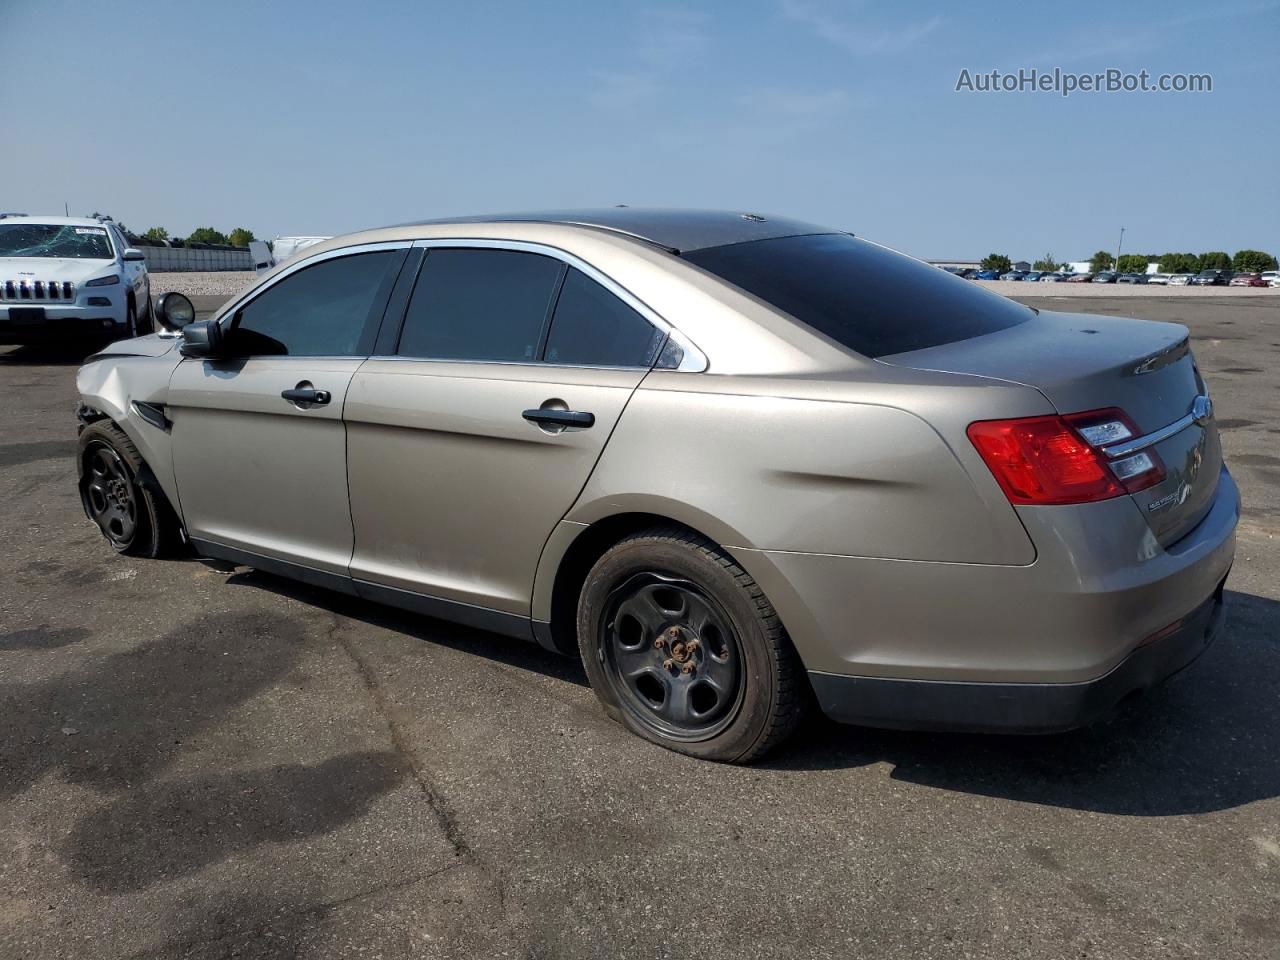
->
left=945, top=267, right=1280, bottom=287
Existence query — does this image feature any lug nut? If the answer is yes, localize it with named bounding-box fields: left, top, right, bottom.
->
left=663, top=658, right=676, bottom=671
left=680, top=662, right=695, bottom=675
left=655, top=636, right=666, bottom=648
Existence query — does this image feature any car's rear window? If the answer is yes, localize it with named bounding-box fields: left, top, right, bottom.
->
left=682, top=233, right=1034, bottom=359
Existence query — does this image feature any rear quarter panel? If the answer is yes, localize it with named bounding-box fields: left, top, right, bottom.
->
left=563, top=371, right=1041, bottom=564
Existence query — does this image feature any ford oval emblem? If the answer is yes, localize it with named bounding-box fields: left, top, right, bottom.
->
left=1191, top=395, right=1213, bottom=425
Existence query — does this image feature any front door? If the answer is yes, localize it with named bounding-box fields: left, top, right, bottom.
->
left=168, top=244, right=407, bottom=574
left=344, top=246, right=670, bottom=616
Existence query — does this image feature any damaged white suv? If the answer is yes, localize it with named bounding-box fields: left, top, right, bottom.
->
left=0, top=215, right=151, bottom=345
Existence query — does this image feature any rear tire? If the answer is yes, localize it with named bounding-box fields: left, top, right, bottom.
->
left=78, top=421, right=183, bottom=558
left=577, top=526, right=806, bottom=763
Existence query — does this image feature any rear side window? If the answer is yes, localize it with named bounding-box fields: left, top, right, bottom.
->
left=398, top=249, right=564, bottom=362
left=228, top=250, right=402, bottom=357
left=544, top=268, right=664, bottom=367
left=683, top=233, right=1033, bottom=358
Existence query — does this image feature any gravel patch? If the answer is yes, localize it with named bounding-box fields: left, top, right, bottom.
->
left=979, top=280, right=1278, bottom=297
left=150, top=271, right=257, bottom=298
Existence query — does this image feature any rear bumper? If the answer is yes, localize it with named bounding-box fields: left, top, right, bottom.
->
left=808, top=579, right=1226, bottom=733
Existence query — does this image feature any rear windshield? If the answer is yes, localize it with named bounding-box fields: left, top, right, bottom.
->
left=0, top=223, right=114, bottom=259
left=683, top=233, right=1033, bottom=359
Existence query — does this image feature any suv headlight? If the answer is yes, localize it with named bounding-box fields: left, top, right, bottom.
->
left=85, top=274, right=121, bottom=287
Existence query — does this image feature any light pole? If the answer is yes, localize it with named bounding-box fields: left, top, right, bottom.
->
left=1115, top=226, right=1125, bottom=271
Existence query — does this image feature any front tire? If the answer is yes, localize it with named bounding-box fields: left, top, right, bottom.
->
left=79, top=421, right=182, bottom=558
left=577, top=527, right=806, bottom=763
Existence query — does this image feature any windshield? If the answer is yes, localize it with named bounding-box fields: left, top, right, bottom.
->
left=0, top=223, right=114, bottom=259
left=683, top=233, right=1034, bottom=359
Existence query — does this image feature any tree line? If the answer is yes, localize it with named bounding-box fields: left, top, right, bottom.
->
left=981, top=249, right=1277, bottom=275
left=140, top=226, right=257, bottom=248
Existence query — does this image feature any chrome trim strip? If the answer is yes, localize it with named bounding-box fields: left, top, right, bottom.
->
left=1101, top=395, right=1210, bottom=458
left=407, top=237, right=708, bottom=373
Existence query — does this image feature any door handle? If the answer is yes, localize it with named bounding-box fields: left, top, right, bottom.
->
left=522, top=408, right=595, bottom=429
left=281, top=385, right=331, bottom=405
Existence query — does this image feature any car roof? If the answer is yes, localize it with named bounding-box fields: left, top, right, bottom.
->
left=394, top=208, right=835, bottom=253
left=0, top=214, right=115, bottom=228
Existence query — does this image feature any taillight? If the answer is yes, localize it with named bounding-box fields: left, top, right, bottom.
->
left=967, top=407, right=1165, bottom=505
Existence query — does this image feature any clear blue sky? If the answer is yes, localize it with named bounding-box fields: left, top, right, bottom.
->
left=3, top=0, right=1276, bottom=261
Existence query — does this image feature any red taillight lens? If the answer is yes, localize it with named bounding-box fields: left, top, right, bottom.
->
left=968, top=408, right=1166, bottom=505
left=967, top=415, right=1125, bottom=504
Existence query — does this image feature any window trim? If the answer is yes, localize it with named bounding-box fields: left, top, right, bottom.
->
left=375, top=238, right=707, bottom=372
left=211, top=240, right=413, bottom=360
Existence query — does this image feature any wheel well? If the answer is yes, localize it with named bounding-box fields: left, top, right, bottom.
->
left=545, top=512, right=711, bottom=656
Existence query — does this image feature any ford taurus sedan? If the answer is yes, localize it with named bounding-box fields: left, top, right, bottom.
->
left=75, top=209, right=1237, bottom=762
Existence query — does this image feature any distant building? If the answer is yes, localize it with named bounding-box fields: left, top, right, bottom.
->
left=1011, top=260, right=1031, bottom=272
left=927, top=259, right=982, bottom=270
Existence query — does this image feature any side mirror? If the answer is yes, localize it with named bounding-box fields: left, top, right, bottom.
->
left=122, top=247, right=146, bottom=262
left=179, top=319, right=224, bottom=358
left=153, top=291, right=196, bottom=333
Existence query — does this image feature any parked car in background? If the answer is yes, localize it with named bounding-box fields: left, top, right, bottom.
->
left=1147, top=274, right=1171, bottom=285
left=0, top=214, right=151, bottom=344
left=1270, top=276, right=1280, bottom=288
left=1092, top=272, right=1119, bottom=284
left=1261, top=270, right=1279, bottom=284
left=1022, top=271, right=1045, bottom=282
left=1067, top=273, right=1094, bottom=283
left=956, top=268, right=978, bottom=279
left=1117, top=274, right=1149, bottom=285
left=1041, top=273, right=1069, bottom=282
left=72, top=208, right=1238, bottom=762
left=1169, top=274, right=1194, bottom=286
left=976, top=269, right=1002, bottom=280
left=1229, top=273, right=1267, bottom=288
left=1192, top=269, right=1233, bottom=286
left=999, top=271, right=1026, bottom=281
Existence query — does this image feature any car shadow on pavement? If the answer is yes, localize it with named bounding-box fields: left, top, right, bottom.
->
left=764, top=590, right=1280, bottom=816
left=0, top=610, right=307, bottom=801
left=224, top=568, right=590, bottom=688
left=63, top=750, right=408, bottom=894
left=0, top=343, right=104, bottom=366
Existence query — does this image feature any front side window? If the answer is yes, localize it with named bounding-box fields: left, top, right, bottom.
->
left=0, top=223, right=114, bottom=259
left=397, top=249, right=564, bottom=362
left=684, top=233, right=1034, bottom=359
left=544, top=268, right=664, bottom=367
left=226, top=249, right=402, bottom=357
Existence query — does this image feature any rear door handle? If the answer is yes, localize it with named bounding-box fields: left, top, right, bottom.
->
left=522, top=408, right=595, bottom=429
left=281, top=386, right=331, bottom=405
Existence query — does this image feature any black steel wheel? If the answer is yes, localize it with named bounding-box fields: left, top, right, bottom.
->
left=77, top=420, right=183, bottom=558
left=601, top=572, right=744, bottom=740
left=84, top=442, right=139, bottom=549
left=578, top=526, right=807, bottom=763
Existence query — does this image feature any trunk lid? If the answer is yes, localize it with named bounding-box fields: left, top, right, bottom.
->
left=881, top=310, right=1221, bottom=546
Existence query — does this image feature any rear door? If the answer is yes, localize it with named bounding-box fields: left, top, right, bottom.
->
left=168, top=244, right=408, bottom=573
left=344, top=243, right=668, bottom=616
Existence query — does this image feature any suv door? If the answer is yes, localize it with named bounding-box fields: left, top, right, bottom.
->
left=344, top=243, right=670, bottom=627
left=167, top=244, right=408, bottom=576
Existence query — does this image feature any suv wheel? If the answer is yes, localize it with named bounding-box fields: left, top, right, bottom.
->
left=577, top=526, right=806, bottom=763
left=78, top=421, right=183, bottom=558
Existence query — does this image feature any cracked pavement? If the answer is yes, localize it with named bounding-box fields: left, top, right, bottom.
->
left=1, top=294, right=1278, bottom=958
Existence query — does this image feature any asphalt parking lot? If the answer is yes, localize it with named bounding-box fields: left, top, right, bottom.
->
left=1, top=294, right=1278, bottom=959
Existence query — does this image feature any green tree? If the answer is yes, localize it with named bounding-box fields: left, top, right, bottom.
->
left=980, top=253, right=1012, bottom=273
left=187, top=227, right=229, bottom=246
left=1116, top=254, right=1149, bottom=274
left=1032, top=253, right=1061, bottom=271
left=227, top=227, right=256, bottom=248
left=143, top=226, right=169, bottom=241
left=1197, top=251, right=1231, bottom=271
left=1232, top=249, right=1278, bottom=273
left=1158, top=252, right=1198, bottom=274
left=1089, top=250, right=1115, bottom=273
